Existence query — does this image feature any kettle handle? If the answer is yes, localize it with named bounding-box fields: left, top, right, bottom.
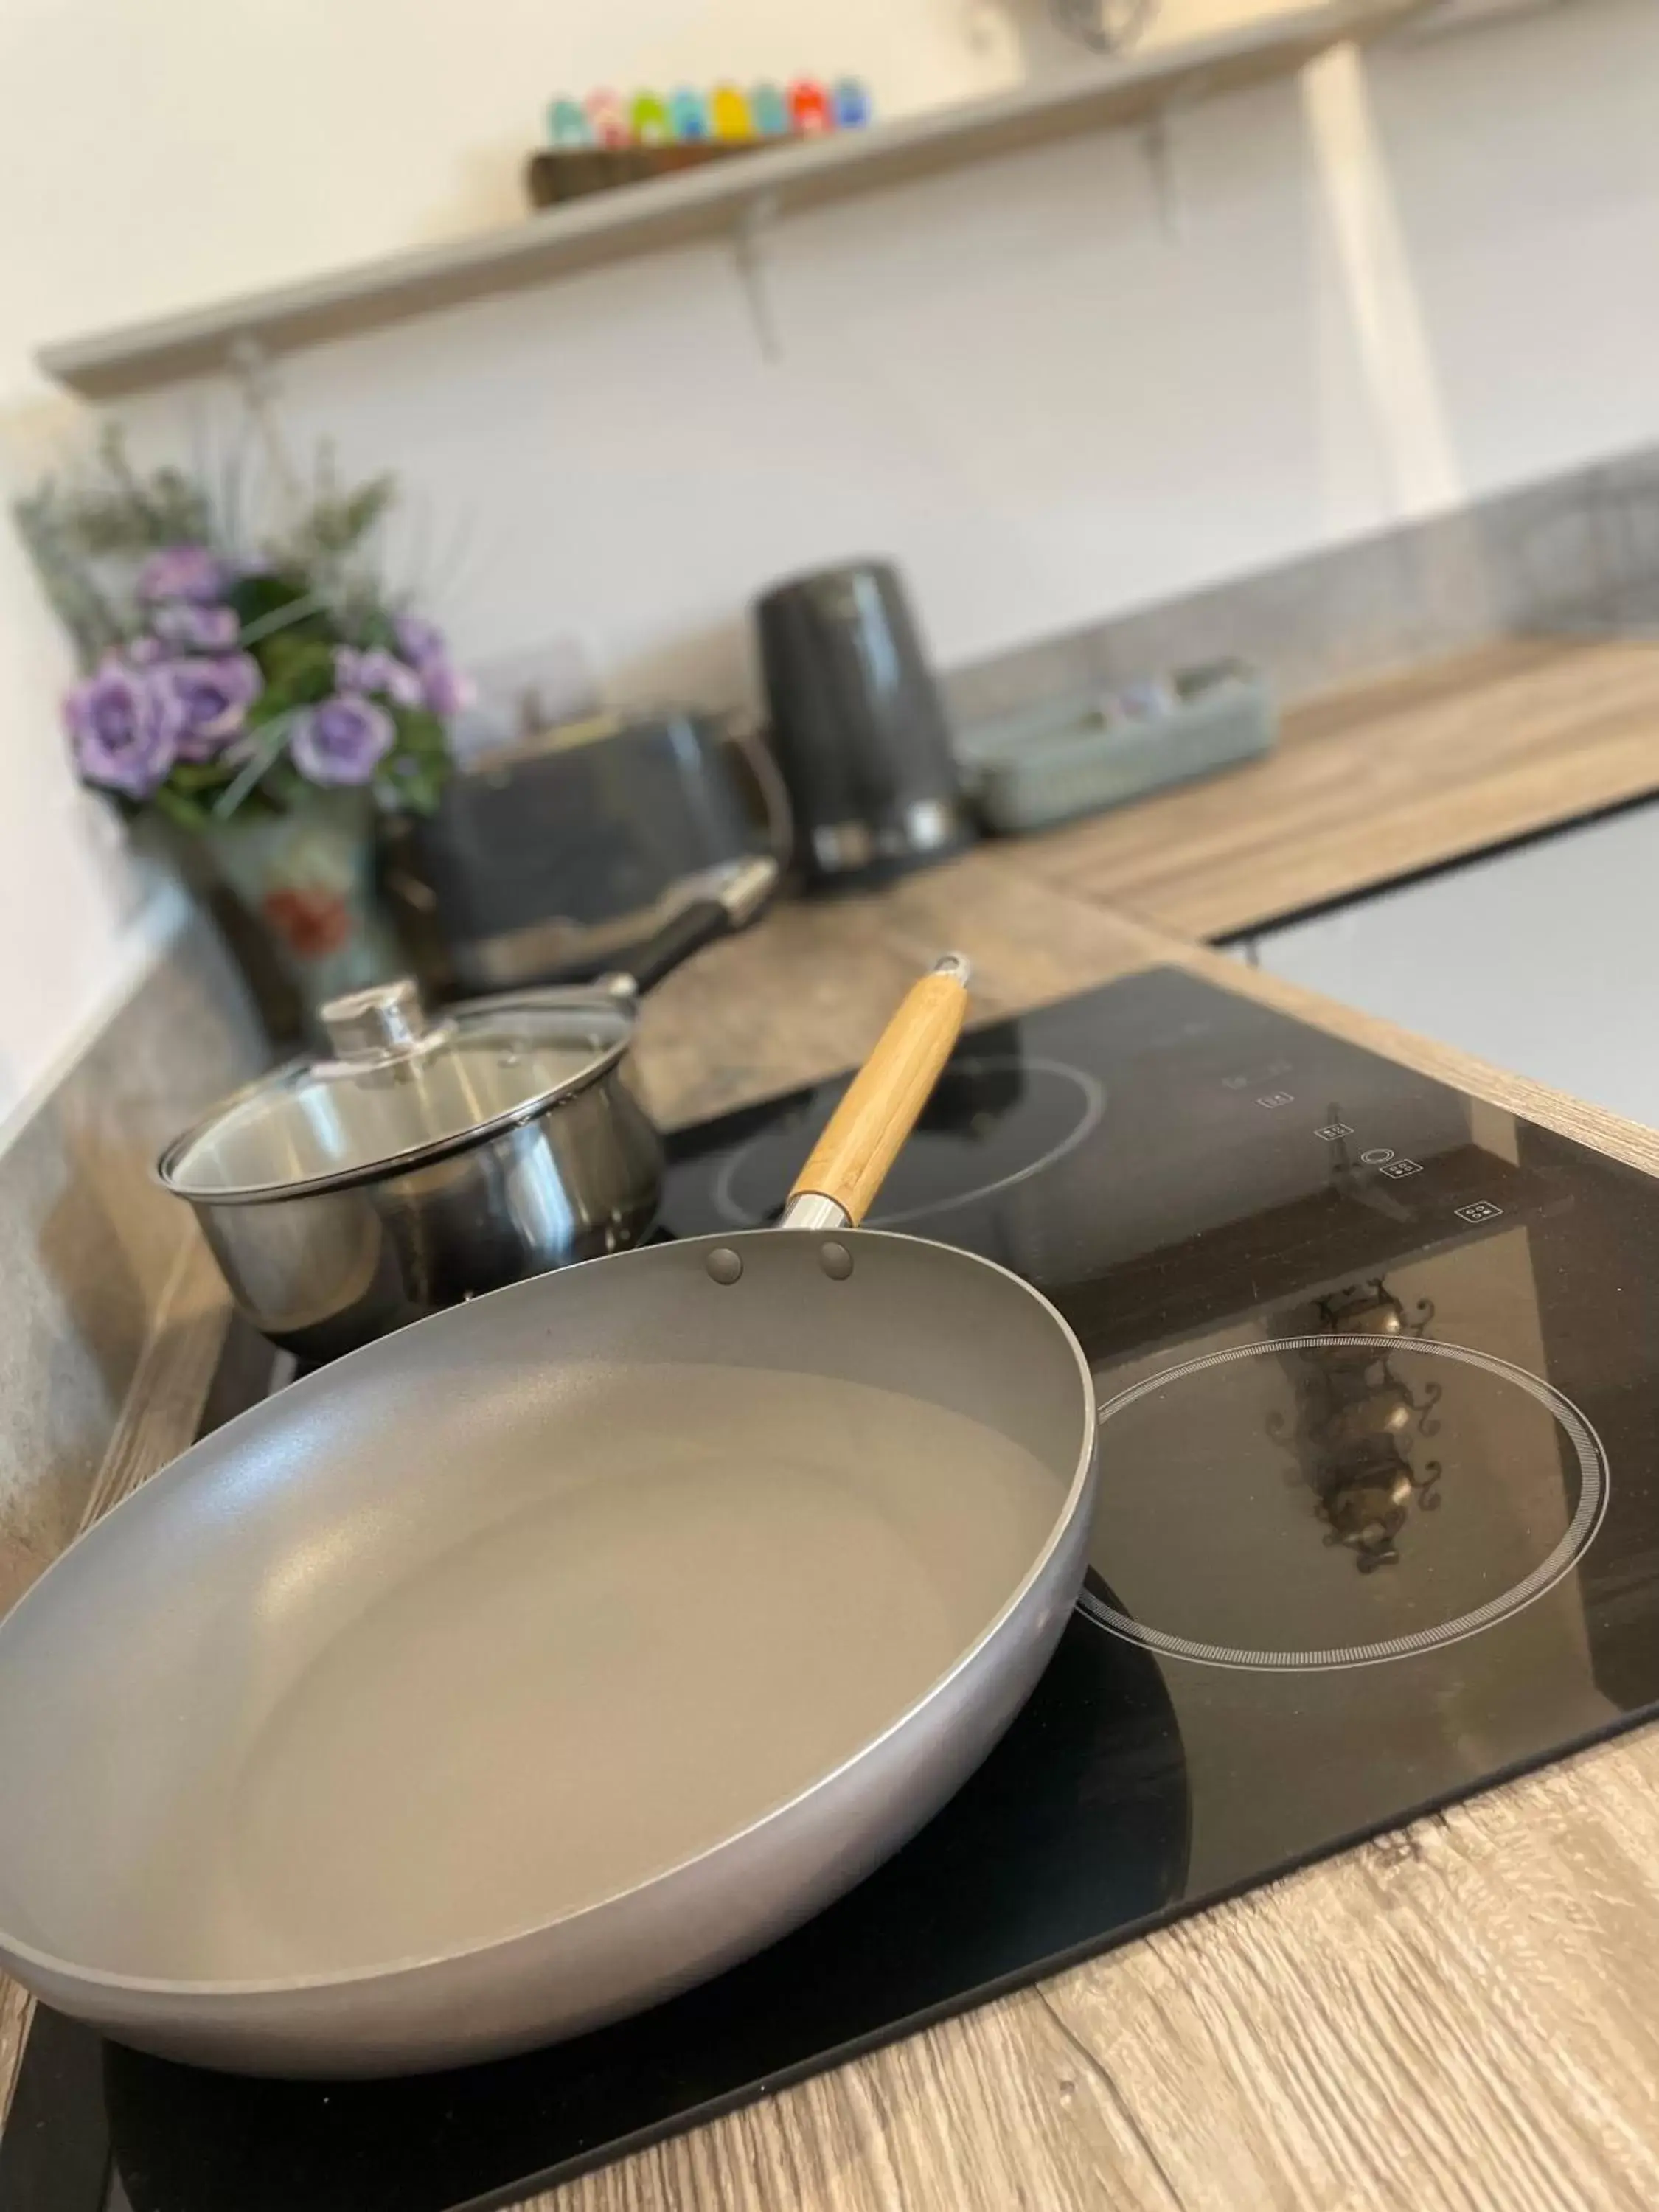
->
left=723, top=714, right=795, bottom=869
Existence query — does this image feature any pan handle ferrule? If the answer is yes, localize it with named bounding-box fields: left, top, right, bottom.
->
left=779, top=1192, right=854, bottom=1232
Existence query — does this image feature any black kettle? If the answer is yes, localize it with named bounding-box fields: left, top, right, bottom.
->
left=755, top=560, right=974, bottom=891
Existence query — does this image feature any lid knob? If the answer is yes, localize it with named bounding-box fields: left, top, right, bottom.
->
left=321, top=979, right=428, bottom=1060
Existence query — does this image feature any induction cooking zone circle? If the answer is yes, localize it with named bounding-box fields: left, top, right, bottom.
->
left=1082, top=1338, right=1609, bottom=1672
left=712, top=1056, right=1106, bottom=1230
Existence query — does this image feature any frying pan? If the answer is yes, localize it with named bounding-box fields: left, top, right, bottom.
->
left=0, top=955, right=1098, bottom=2078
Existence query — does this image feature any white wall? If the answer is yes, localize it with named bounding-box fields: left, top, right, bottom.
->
left=0, top=524, right=180, bottom=1130
left=2, top=0, right=1658, bottom=1113
left=0, top=0, right=1016, bottom=1123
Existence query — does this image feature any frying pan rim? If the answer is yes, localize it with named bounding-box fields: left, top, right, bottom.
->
left=0, top=1231, right=1098, bottom=2007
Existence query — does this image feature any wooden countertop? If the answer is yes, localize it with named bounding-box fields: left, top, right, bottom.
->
left=997, top=635, right=1659, bottom=942
left=7, top=639, right=1659, bottom=2208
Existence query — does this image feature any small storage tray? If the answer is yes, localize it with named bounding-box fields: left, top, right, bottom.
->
left=953, top=661, right=1276, bottom=835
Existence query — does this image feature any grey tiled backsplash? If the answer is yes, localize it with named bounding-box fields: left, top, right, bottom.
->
left=942, top=444, right=1659, bottom=726
left=0, top=912, right=263, bottom=1614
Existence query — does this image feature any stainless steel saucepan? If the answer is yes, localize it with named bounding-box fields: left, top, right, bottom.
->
left=159, top=855, right=776, bottom=1357
left=0, top=953, right=1098, bottom=2077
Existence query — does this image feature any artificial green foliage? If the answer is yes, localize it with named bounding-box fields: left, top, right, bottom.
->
left=15, top=427, right=463, bottom=830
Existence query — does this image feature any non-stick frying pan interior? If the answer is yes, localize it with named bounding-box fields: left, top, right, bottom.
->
left=0, top=1227, right=1091, bottom=1989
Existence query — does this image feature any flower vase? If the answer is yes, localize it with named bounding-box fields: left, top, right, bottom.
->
left=201, top=796, right=401, bottom=1033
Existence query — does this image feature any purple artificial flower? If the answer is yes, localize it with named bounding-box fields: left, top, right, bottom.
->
left=334, top=644, right=423, bottom=709
left=117, top=633, right=165, bottom=668
left=65, top=664, right=182, bottom=798
left=392, top=612, right=443, bottom=664
left=136, top=543, right=229, bottom=605
left=392, top=611, right=473, bottom=718
left=159, top=653, right=263, bottom=760
left=290, top=694, right=395, bottom=787
left=154, top=600, right=240, bottom=651
left=417, top=653, right=473, bottom=717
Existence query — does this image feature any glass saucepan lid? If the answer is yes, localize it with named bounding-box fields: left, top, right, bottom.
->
left=160, top=854, right=777, bottom=1206
left=158, top=978, right=641, bottom=1203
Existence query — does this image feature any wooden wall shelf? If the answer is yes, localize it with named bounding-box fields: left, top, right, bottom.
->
left=38, top=0, right=1425, bottom=403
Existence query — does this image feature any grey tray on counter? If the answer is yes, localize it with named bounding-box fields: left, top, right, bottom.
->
left=953, top=661, right=1276, bottom=835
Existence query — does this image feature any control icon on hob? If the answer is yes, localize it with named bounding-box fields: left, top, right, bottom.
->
left=1455, top=1200, right=1504, bottom=1225
left=1256, top=1091, right=1295, bottom=1110
left=1315, top=1121, right=1354, bottom=1141
left=1380, top=1158, right=1422, bottom=1179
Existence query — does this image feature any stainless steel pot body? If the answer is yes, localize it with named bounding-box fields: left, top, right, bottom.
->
left=181, top=1047, right=663, bottom=1361
left=0, top=1227, right=1096, bottom=2078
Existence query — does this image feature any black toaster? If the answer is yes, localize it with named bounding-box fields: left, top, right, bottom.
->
left=395, top=710, right=779, bottom=992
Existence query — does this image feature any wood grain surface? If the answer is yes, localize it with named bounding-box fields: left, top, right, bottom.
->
left=1001, top=637, right=1659, bottom=942
left=7, top=653, right=1659, bottom=2208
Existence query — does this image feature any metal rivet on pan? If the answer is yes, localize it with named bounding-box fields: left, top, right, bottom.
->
left=706, top=1247, right=744, bottom=1285
left=818, top=1242, right=854, bottom=1281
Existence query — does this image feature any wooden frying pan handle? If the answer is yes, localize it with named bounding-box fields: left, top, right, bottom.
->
left=786, top=954, right=971, bottom=1228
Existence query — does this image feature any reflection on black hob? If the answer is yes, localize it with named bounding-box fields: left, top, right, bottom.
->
left=1080, top=1333, right=1606, bottom=1670
left=1295, top=1279, right=1444, bottom=1571
left=9, top=966, right=1659, bottom=2212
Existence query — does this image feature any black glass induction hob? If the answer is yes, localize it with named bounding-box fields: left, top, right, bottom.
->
left=7, top=964, right=1659, bottom=2212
